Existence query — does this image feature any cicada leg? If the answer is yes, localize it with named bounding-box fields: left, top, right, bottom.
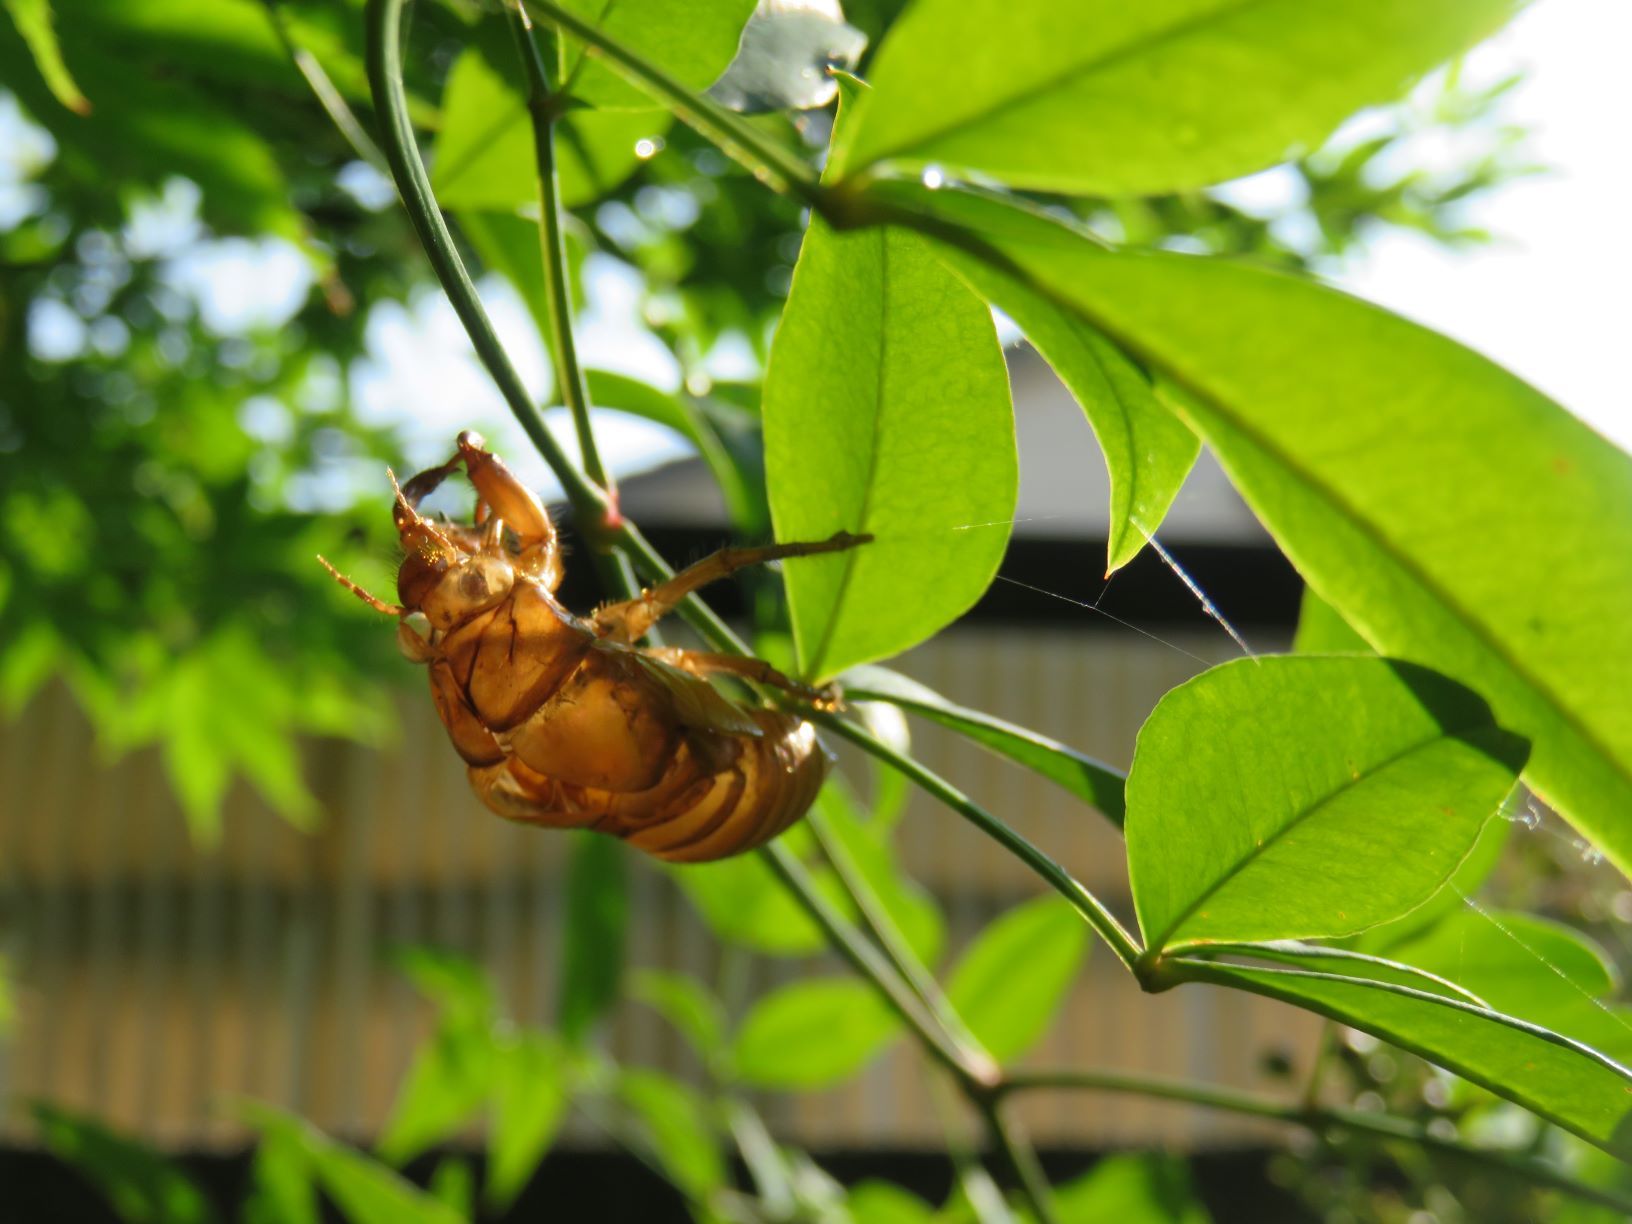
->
left=649, top=647, right=840, bottom=710
left=592, top=531, right=870, bottom=644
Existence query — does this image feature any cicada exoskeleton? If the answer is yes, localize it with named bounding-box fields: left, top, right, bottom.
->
left=321, top=432, right=863, bottom=862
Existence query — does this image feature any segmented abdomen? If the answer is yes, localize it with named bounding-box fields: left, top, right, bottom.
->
left=427, top=582, right=829, bottom=862
left=468, top=707, right=827, bottom=862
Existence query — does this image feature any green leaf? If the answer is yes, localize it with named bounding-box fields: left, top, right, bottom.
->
left=1392, top=909, right=1630, bottom=1053
left=393, top=946, right=498, bottom=1032
left=243, top=1126, right=319, bottom=1224
left=842, top=664, right=1126, bottom=822
left=616, top=1069, right=727, bottom=1201
left=631, top=970, right=728, bottom=1060
left=244, top=1107, right=463, bottom=1224
left=672, top=850, right=830, bottom=955
left=558, top=831, right=629, bottom=1044
left=376, top=1027, right=495, bottom=1165
left=0, top=15, right=300, bottom=237
left=1051, top=1154, right=1212, bottom=1224
left=1127, top=656, right=1528, bottom=953
left=932, top=242, right=1197, bottom=573
left=558, top=0, right=757, bottom=111
left=427, top=1158, right=474, bottom=1218
left=432, top=21, right=670, bottom=212
left=835, top=0, right=1520, bottom=195
left=946, top=896, right=1087, bottom=1063
left=378, top=949, right=502, bottom=1165
left=4, top=0, right=89, bottom=113
left=732, top=978, right=900, bottom=1088
left=848, top=1180, right=937, bottom=1223
left=486, top=1033, right=569, bottom=1211
left=1348, top=810, right=1509, bottom=953
left=32, top=1103, right=218, bottom=1224
left=1174, top=956, right=1632, bottom=1159
left=904, top=186, right=1632, bottom=879
left=765, top=94, right=1015, bottom=681
left=1293, top=587, right=1371, bottom=654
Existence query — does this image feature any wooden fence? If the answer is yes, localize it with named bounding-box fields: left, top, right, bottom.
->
left=0, top=624, right=1316, bottom=1151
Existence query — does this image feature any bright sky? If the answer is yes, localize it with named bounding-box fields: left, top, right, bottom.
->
left=1337, top=0, right=1632, bottom=452
left=8, top=0, right=1628, bottom=500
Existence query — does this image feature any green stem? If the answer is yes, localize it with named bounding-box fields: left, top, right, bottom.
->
left=506, top=4, right=610, bottom=490
left=761, top=842, right=996, bottom=1093
left=364, top=0, right=608, bottom=523
left=1000, top=1069, right=1632, bottom=1215
left=973, top=1094, right=1060, bottom=1224
left=818, top=714, right=1145, bottom=972
left=519, top=0, right=825, bottom=208
left=805, top=806, right=994, bottom=1070
left=263, top=0, right=388, bottom=174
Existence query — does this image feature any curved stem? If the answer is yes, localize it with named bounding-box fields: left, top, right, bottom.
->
left=364, top=0, right=608, bottom=522
left=506, top=4, right=610, bottom=491
left=805, top=806, right=993, bottom=1067
left=519, top=0, right=824, bottom=209
left=761, top=842, right=995, bottom=1093
left=264, top=0, right=387, bottom=173
left=818, top=713, right=1145, bottom=972
left=1000, top=1069, right=1632, bottom=1216
left=974, top=1094, right=1059, bottom=1224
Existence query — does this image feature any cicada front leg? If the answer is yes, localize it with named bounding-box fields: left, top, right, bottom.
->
left=592, top=531, right=870, bottom=644
left=649, top=647, right=841, bottom=710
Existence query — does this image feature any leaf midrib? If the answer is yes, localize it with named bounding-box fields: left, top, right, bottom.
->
left=1178, top=957, right=1632, bottom=1149
left=851, top=0, right=1271, bottom=171
left=1150, top=727, right=1490, bottom=951
left=806, top=226, right=889, bottom=679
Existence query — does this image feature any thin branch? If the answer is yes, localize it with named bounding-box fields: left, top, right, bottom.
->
left=761, top=842, right=996, bottom=1094
left=364, top=0, right=608, bottom=523
left=973, top=1094, right=1060, bottom=1224
left=1000, top=1069, right=1632, bottom=1216
left=506, top=3, right=610, bottom=490
left=805, top=805, right=994, bottom=1069
left=263, top=0, right=388, bottom=174
left=519, top=0, right=825, bottom=209
left=818, top=714, right=1145, bottom=972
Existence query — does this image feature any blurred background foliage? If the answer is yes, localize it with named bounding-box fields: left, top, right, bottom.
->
left=0, top=2, right=1593, bottom=1222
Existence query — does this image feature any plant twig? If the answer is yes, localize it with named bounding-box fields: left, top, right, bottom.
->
left=519, top=0, right=825, bottom=209
left=506, top=3, right=610, bottom=491
left=818, top=714, right=1145, bottom=972
left=504, top=2, right=641, bottom=605
left=999, top=1068, right=1632, bottom=1216
left=973, top=1093, right=1060, bottom=1224
left=364, top=0, right=608, bottom=524
left=263, top=0, right=388, bottom=174
left=805, top=806, right=989, bottom=1060
left=761, top=842, right=996, bottom=1094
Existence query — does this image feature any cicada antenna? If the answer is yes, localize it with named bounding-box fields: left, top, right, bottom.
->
left=317, top=554, right=403, bottom=617
left=388, top=466, right=460, bottom=552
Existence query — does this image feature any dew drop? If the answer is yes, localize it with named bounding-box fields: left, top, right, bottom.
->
left=634, top=137, right=664, bottom=160
left=921, top=165, right=945, bottom=190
